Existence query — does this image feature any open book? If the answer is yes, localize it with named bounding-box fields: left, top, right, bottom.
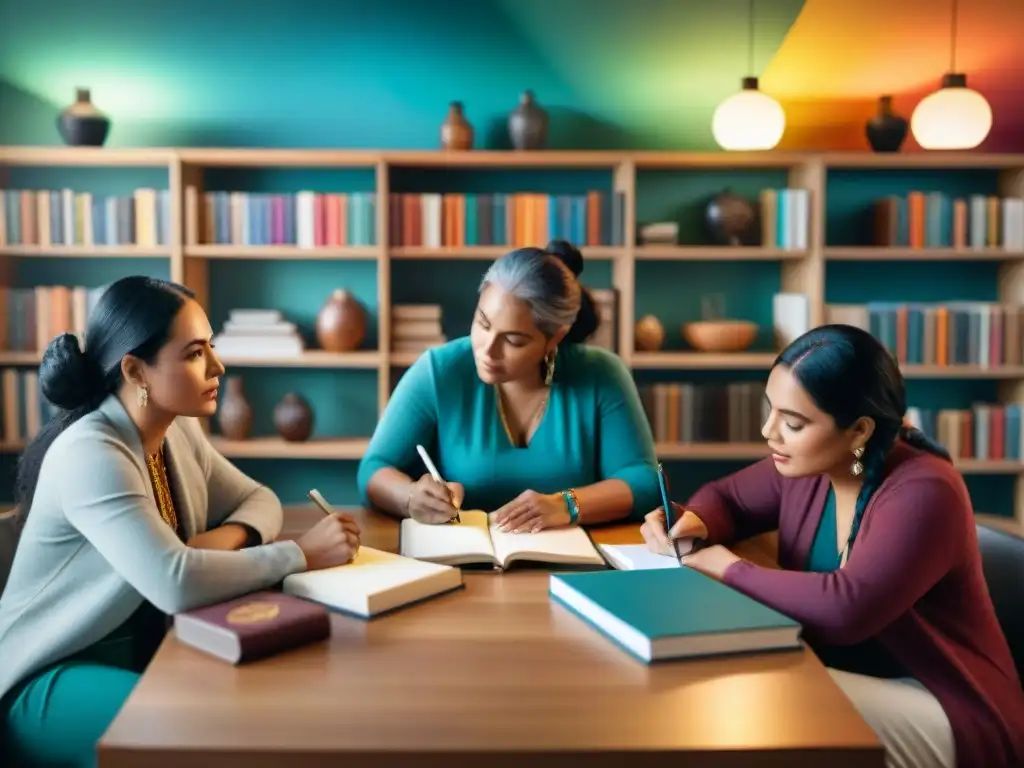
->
left=400, top=510, right=606, bottom=570
left=281, top=546, right=463, bottom=618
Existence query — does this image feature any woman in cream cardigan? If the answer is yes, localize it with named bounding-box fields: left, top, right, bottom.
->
left=0, top=276, right=360, bottom=767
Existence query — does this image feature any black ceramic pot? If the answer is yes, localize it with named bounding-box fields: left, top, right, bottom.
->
left=865, top=95, right=907, bottom=153
left=57, top=88, right=111, bottom=147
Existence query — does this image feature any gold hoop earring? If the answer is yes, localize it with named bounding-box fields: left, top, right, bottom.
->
left=850, top=446, right=864, bottom=477
left=543, top=349, right=556, bottom=387
left=137, top=385, right=149, bottom=409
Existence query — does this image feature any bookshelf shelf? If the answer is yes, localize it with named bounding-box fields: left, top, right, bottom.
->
left=825, top=247, right=1024, bottom=262
left=176, top=148, right=381, bottom=168
left=0, top=352, right=42, bottom=365
left=634, top=246, right=806, bottom=261
left=389, top=246, right=624, bottom=260
left=0, top=146, right=175, bottom=167
left=217, top=351, right=382, bottom=369
left=631, top=352, right=778, bottom=370
left=0, top=246, right=171, bottom=258
left=185, top=246, right=379, bottom=260
left=209, top=437, right=370, bottom=460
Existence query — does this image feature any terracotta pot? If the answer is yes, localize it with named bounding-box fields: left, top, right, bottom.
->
left=274, top=393, right=314, bottom=442
left=57, top=87, right=111, bottom=147
left=217, top=376, right=252, bottom=440
left=440, top=101, right=474, bottom=150
left=316, top=289, right=366, bottom=352
left=635, top=315, right=665, bottom=352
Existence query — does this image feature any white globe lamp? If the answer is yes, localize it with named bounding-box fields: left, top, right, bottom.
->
left=712, top=77, right=786, bottom=151
left=910, top=73, right=992, bottom=150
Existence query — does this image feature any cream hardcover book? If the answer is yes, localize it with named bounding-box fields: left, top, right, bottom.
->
left=281, top=546, right=463, bottom=618
left=399, top=510, right=605, bottom=570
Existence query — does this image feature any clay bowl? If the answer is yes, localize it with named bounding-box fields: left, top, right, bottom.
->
left=682, top=320, right=758, bottom=353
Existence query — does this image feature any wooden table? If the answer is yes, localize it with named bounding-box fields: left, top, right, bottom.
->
left=98, top=508, right=884, bottom=768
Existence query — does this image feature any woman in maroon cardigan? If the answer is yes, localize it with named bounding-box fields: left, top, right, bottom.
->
left=641, top=324, right=1024, bottom=768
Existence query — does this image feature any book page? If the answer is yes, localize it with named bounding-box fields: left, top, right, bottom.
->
left=490, top=521, right=605, bottom=567
left=399, top=510, right=497, bottom=566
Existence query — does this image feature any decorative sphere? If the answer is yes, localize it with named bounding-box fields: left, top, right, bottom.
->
left=911, top=80, right=992, bottom=150
left=712, top=81, right=786, bottom=151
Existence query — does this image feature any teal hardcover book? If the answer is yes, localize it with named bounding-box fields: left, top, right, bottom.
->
left=550, top=568, right=803, bottom=663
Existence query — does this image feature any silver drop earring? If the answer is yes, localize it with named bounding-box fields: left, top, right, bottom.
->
left=850, top=446, right=865, bottom=476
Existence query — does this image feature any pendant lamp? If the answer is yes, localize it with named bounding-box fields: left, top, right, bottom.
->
left=711, top=0, right=786, bottom=151
left=910, top=0, right=992, bottom=150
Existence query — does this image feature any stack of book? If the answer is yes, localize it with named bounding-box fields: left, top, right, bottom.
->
left=213, top=309, right=305, bottom=358
left=391, top=304, right=446, bottom=355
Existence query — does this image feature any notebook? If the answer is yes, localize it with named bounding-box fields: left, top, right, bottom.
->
left=174, top=590, right=331, bottom=664
left=281, top=546, right=463, bottom=618
left=399, top=509, right=605, bottom=570
left=599, top=543, right=682, bottom=571
left=550, top=568, right=803, bottom=663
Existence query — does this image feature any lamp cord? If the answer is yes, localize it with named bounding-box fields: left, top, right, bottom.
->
left=949, top=0, right=958, bottom=72
left=748, top=0, right=755, bottom=75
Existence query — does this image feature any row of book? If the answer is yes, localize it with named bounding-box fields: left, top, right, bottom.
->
left=201, top=191, right=377, bottom=247
left=827, top=301, right=1024, bottom=368
left=906, top=404, right=1024, bottom=462
left=871, top=193, right=1024, bottom=250
left=757, top=188, right=811, bottom=250
left=385, top=191, right=627, bottom=248
left=0, top=368, right=49, bottom=445
left=391, top=304, right=446, bottom=355
left=1, top=188, right=173, bottom=247
left=0, top=285, right=103, bottom=352
left=639, top=382, right=767, bottom=445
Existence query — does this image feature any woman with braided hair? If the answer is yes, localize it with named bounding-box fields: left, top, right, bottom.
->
left=641, top=324, right=1024, bottom=768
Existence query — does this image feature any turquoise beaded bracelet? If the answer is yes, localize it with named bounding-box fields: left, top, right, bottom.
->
left=561, top=488, right=581, bottom=525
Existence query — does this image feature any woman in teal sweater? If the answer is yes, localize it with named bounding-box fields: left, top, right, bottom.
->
left=358, top=240, right=660, bottom=531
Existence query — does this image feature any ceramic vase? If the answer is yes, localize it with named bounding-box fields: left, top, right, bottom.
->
left=217, top=376, right=252, bottom=440
left=57, top=88, right=111, bottom=147
left=316, top=289, right=366, bottom=352
left=705, top=191, right=757, bottom=246
left=274, top=393, right=314, bottom=442
left=635, top=315, right=665, bottom=351
left=508, top=90, right=548, bottom=150
left=865, top=95, right=908, bottom=153
left=440, top=101, right=474, bottom=150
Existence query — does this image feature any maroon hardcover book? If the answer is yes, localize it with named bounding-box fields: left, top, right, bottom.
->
left=173, top=590, right=331, bottom=664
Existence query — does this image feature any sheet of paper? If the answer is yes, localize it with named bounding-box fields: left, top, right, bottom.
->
left=599, top=543, right=682, bottom=571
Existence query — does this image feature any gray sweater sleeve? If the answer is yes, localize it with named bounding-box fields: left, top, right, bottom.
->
left=59, top=432, right=307, bottom=614
left=179, top=418, right=285, bottom=544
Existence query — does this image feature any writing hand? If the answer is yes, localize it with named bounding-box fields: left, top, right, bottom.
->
left=295, top=511, right=362, bottom=570
left=407, top=474, right=464, bottom=524
left=492, top=490, right=570, bottom=533
left=639, top=504, right=708, bottom=556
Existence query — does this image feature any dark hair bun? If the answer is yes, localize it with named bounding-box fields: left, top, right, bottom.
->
left=546, top=239, right=584, bottom=277
left=40, top=333, right=103, bottom=410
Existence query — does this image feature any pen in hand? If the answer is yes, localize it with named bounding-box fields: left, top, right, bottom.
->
left=415, top=444, right=460, bottom=523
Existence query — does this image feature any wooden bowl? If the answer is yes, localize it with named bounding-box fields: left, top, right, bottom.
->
left=682, top=320, right=758, bottom=352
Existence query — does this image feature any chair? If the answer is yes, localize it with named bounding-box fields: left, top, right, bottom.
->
left=976, top=522, right=1024, bottom=682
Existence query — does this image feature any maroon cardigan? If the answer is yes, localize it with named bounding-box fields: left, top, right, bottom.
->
left=686, top=440, right=1024, bottom=768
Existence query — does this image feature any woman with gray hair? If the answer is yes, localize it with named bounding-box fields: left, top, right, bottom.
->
left=357, top=239, right=660, bottom=532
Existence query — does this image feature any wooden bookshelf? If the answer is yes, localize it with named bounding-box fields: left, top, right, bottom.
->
left=3, top=147, right=1024, bottom=521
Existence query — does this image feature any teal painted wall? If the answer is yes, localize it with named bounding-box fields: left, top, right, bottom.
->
left=0, top=0, right=806, bottom=150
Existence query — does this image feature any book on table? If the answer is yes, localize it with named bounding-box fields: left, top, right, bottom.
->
left=281, top=546, right=464, bottom=618
left=173, top=590, right=331, bottom=664
left=599, top=543, right=685, bottom=571
left=550, top=568, right=802, bottom=663
left=399, top=509, right=606, bottom=570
